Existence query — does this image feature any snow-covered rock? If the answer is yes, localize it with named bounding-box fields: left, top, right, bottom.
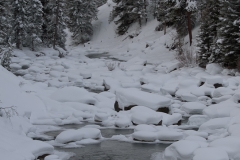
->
left=116, top=88, right=171, bottom=111
left=55, top=128, right=101, bottom=144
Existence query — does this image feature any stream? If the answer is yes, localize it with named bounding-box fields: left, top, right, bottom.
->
left=43, top=53, right=169, bottom=160
left=45, top=124, right=168, bottom=160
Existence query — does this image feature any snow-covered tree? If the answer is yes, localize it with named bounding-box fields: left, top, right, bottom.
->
left=95, top=0, right=107, bottom=7
left=0, top=1, right=12, bottom=45
left=197, top=0, right=221, bottom=67
left=216, top=0, right=240, bottom=69
left=11, top=0, right=29, bottom=49
left=168, top=0, right=197, bottom=46
left=112, top=0, right=148, bottom=35
left=0, top=45, right=12, bottom=71
left=25, top=0, right=43, bottom=51
left=42, top=0, right=67, bottom=49
left=150, top=0, right=159, bottom=19
left=67, top=0, right=98, bottom=44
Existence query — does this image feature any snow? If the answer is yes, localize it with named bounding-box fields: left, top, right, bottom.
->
left=116, top=88, right=171, bottom=111
left=181, top=102, right=206, bottom=115
left=1, top=1, right=240, bottom=159
left=55, top=128, right=102, bottom=144
left=193, top=148, right=229, bottom=160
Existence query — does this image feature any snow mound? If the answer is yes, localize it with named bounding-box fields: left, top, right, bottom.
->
left=55, top=128, right=101, bottom=144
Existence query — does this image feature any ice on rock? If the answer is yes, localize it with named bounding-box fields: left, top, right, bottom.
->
left=209, top=136, right=240, bottom=159
left=51, top=87, right=96, bottom=104
left=116, top=88, right=171, bottom=111
left=206, top=63, right=223, bottom=75
left=193, top=148, right=229, bottom=160
left=55, top=128, right=101, bottom=144
left=181, top=102, right=207, bottom=115
left=132, top=131, right=158, bottom=142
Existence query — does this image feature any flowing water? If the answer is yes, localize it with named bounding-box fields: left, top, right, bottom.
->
left=43, top=53, right=169, bottom=160
left=45, top=124, right=168, bottom=160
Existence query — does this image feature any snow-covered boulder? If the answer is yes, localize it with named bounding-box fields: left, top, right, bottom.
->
left=132, top=131, right=158, bottom=142
left=115, top=88, right=171, bottom=112
left=163, top=140, right=203, bottom=160
left=199, top=117, right=231, bottom=134
left=55, top=128, right=101, bottom=144
left=209, top=136, right=240, bottom=159
left=188, top=115, right=209, bottom=126
left=50, top=87, right=96, bottom=105
left=157, top=130, right=183, bottom=141
left=193, top=148, right=229, bottom=160
left=181, top=102, right=207, bottom=115
left=206, top=63, right=223, bottom=75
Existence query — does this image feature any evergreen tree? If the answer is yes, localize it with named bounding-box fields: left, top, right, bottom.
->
left=43, top=0, right=67, bottom=49
left=26, top=0, right=43, bottom=51
left=11, top=0, right=29, bottom=49
left=156, top=0, right=175, bottom=34
left=197, top=0, right=221, bottom=67
left=150, top=0, right=159, bottom=19
left=0, top=1, right=12, bottom=45
left=67, top=0, right=98, bottom=44
left=167, top=0, right=197, bottom=46
left=216, top=0, right=240, bottom=69
left=112, top=0, right=148, bottom=35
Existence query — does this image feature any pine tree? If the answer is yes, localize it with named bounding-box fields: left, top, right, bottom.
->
left=0, top=1, right=12, bottom=45
left=167, top=0, right=197, bottom=46
left=216, top=0, right=240, bottom=69
left=156, top=0, right=175, bottom=34
left=112, top=0, right=148, bottom=35
left=150, top=0, right=159, bottom=19
left=197, top=0, right=221, bottom=67
left=11, top=0, right=29, bottom=49
left=42, top=0, right=67, bottom=49
left=26, top=0, right=43, bottom=51
left=67, top=0, right=98, bottom=44
left=0, top=45, right=12, bottom=71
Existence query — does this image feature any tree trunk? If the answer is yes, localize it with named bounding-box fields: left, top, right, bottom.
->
left=53, top=0, right=59, bottom=49
left=164, top=22, right=166, bottom=35
left=186, top=11, right=192, bottom=46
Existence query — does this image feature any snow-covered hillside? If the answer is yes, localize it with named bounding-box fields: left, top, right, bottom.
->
left=1, top=1, right=240, bottom=160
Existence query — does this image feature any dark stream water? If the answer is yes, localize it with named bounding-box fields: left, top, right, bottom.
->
left=45, top=124, right=168, bottom=160
left=85, top=52, right=126, bottom=62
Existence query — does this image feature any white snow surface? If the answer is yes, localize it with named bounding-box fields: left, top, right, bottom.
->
left=1, top=1, right=240, bottom=160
